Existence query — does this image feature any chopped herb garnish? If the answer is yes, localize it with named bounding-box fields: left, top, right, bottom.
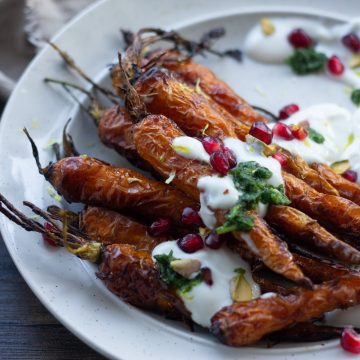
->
left=201, top=123, right=209, bottom=136
left=286, top=48, right=327, bottom=75
left=351, top=89, right=360, bottom=106
left=47, top=186, right=62, bottom=202
left=234, top=267, right=246, bottom=276
left=154, top=251, right=203, bottom=294
left=165, top=170, right=176, bottom=184
left=171, top=144, right=190, bottom=154
left=216, top=161, right=290, bottom=234
left=308, top=127, right=325, bottom=144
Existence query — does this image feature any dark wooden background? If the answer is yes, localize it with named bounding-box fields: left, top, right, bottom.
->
left=0, top=0, right=105, bottom=358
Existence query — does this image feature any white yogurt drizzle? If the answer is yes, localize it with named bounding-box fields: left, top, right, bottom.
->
left=172, top=136, right=210, bottom=162
left=171, top=136, right=284, bottom=228
left=152, top=240, right=261, bottom=327
left=270, top=103, right=360, bottom=181
left=244, top=17, right=360, bottom=88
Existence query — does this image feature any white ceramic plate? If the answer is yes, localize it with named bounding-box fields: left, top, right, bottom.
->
left=1, top=0, right=360, bottom=359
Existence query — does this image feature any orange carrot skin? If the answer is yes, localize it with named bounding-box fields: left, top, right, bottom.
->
left=211, top=275, right=360, bottom=346
left=159, top=52, right=268, bottom=125
left=97, top=244, right=188, bottom=318
left=47, top=156, right=197, bottom=224
left=284, top=172, right=360, bottom=237
left=134, top=114, right=212, bottom=199
left=312, top=162, right=360, bottom=205
left=81, top=206, right=165, bottom=251
left=133, top=67, right=249, bottom=140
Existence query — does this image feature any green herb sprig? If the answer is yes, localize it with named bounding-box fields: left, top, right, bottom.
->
left=216, top=161, right=290, bottom=234
left=154, top=251, right=202, bottom=294
left=286, top=48, right=327, bottom=75
left=308, top=127, right=325, bottom=144
left=351, top=89, right=360, bottom=107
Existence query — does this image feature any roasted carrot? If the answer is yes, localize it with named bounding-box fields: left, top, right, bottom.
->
left=284, top=172, right=360, bottom=238
left=133, top=115, right=309, bottom=286
left=210, top=274, right=360, bottom=346
left=266, top=205, right=360, bottom=264
left=312, top=162, right=360, bottom=205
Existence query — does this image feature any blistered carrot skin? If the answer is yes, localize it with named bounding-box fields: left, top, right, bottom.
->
left=292, top=253, right=354, bottom=283
left=157, top=52, right=268, bottom=125
left=266, top=205, right=360, bottom=264
left=80, top=206, right=164, bottom=251
left=283, top=172, right=360, bottom=237
left=210, top=275, right=360, bottom=346
left=117, top=66, right=249, bottom=140
left=312, top=162, right=360, bottom=205
left=224, top=211, right=310, bottom=287
left=282, top=153, right=339, bottom=196
left=232, top=235, right=354, bottom=283
left=97, top=244, right=189, bottom=318
left=134, top=115, right=212, bottom=199
left=98, top=106, right=139, bottom=165
left=47, top=156, right=197, bottom=224
left=133, top=115, right=308, bottom=284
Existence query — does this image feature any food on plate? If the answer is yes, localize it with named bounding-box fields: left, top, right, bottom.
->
left=3, top=23, right=360, bottom=352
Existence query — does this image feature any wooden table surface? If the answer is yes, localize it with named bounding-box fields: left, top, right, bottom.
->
left=0, top=1, right=106, bottom=358
left=0, top=235, right=106, bottom=359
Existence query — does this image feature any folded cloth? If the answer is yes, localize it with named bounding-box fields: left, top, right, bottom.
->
left=25, top=0, right=96, bottom=47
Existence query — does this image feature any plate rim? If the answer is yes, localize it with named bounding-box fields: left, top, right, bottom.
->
left=0, top=1, right=358, bottom=359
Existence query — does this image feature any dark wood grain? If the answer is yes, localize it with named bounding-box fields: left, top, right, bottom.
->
left=0, top=0, right=107, bottom=351
left=0, top=233, right=106, bottom=360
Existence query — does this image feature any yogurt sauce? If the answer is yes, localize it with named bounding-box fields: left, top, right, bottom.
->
left=244, top=17, right=360, bottom=88
left=271, top=103, right=360, bottom=179
left=177, top=137, right=284, bottom=229
left=152, top=240, right=261, bottom=327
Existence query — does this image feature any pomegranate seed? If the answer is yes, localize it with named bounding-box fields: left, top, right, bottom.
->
left=341, top=328, right=360, bottom=354
left=291, top=125, right=308, bottom=141
left=342, top=32, right=360, bottom=53
left=272, top=152, right=288, bottom=167
left=272, top=122, right=294, bottom=140
left=201, top=136, right=222, bottom=154
left=288, top=28, right=314, bottom=48
left=222, top=147, right=237, bottom=169
left=342, top=169, right=358, bottom=183
left=249, top=122, right=273, bottom=145
left=205, top=232, right=224, bottom=249
left=327, top=55, right=345, bottom=76
left=181, top=207, right=202, bottom=226
left=210, top=151, right=230, bottom=175
left=278, top=104, right=300, bottom=120
left=177, top=234, right=204, bottom=253
left=201, top=267, right=213, bottom=286
left=149, top=218, right=171, bottom=237
left=43, top=222, right=57, bottom=247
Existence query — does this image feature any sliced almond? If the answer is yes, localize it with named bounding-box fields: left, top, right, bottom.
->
left=331, top=160, right=351, bottom=174
left=260, top=18, right=275, bottom=36
left=230, top=273, right=253, bottom=302
left=199, top=227, right=211, bottom=237
left=349, top=54, right=360, bottom=69
left=245, top=134, right=278, bottom=157
left=170, top=259, right=201, bottom=278
left=262, top=144, right=278, bottom=157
